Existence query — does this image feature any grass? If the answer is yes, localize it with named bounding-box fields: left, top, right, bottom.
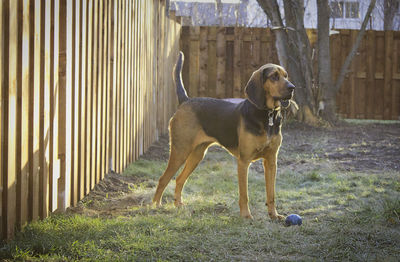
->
left=343, top=119, right=400, bottom=125
left=1, top=127, right=400, bottom=261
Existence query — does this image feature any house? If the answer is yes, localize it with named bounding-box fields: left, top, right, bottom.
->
left=170, top=0, right=400, bottom=30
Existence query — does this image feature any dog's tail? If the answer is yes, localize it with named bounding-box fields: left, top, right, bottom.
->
left=174, top=51, right=189, bottom=105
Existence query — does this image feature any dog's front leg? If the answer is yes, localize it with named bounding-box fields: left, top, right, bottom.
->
left=237, top=159, right=253, bottom=219
left=263, top=155, right=285, bottom=221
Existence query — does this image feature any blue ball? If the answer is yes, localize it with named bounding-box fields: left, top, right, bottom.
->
left=285, top=214, right=302, bottom=226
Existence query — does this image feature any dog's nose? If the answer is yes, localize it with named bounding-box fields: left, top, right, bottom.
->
left=287, top=81, right=295, bottom=91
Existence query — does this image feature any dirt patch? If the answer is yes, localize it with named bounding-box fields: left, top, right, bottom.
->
left=67, top=172, right=154, bottom=217
left=140, top=134, right=170, bottom=161
left=68, top=121, right=400, bottom=217
left=281, top=121, right=400, bottom=172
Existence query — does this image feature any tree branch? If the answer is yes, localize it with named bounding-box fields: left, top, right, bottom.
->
left=334, top=0, right=376, bottom=93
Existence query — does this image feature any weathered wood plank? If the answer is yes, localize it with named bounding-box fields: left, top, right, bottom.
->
left=189, top=26, right=199, bottom=97
left=199, top=27, right=208, bottom=97
left=384, top=31, right=393, bottom=120
left=85, top=0, right=93, bottom=193
left=132, top=0, right=138, bottom=160
left=90, top=0, right=98, bottom=189
left=4, top=0, right=18, bottom=238
left=41, top=0, right=51, bottom=218
left=78, top=0, right=86, bottom=200
left=95, top=0, right=102, bottom=184
left=105, top=0, right=112, bottom=175
left=216, top=27, right=225, bottom=98
left=392, top=36, right=399, bottom=119
left=366, top=31, right=375, bottom=119
left=111, top=0, right=118, bottom=173
left=121, top=0, right=127, bottom=169
left=71, top=0, right=79, bottom=206
left=225, top=38, right=234, bottom=98
left=0, top=0, right=3, bottom=236
left=100, top=0, right=108, bottom=179
left=126, top=0, right=131, bottom=163
left=20, top=0, right=31, bottom=226
left=375, top=33, right=385, bottom=119
left=15, top=0, right=22, bottom=230
left=207, top=27, right=217, bottom=98
left=27, top=0, right=39, bottom=221
left=57, top=0, right=67, bottom=211
left=233, top=27, right=242, bottom=97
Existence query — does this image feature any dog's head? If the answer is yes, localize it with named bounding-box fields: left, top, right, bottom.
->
left=245, top=64, right=295, bottom=110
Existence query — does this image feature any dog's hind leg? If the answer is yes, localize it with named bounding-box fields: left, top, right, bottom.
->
left=174, top=142, right=211, bottom=207
left=153, top=146, right=189, bottom=207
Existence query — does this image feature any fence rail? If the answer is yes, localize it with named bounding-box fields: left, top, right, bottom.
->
left=0, top=0, right=181, bottom=239
left=180, top=26, right=400, bottom=120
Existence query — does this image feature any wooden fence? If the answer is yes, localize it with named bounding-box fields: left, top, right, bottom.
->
left=180, top=26, right=400, bottom=120
left=0, top=0, right=181, bottom=239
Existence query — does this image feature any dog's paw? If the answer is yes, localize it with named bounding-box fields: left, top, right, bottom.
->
left=269, top=212, right=285, bottom=221
left=153, top=200, right=162, bottom=208
left=174, top=200, right=185, bottom=208
left=240, top=211, right=254, bottom=220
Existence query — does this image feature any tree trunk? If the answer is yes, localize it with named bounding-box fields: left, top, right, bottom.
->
left=317, top=0, right=336, bottom=123
left=384, top=0, right=397, bottom=30
left=283, top=0, right=318, bottom=124
left=256, top=0, right=288, bottom=68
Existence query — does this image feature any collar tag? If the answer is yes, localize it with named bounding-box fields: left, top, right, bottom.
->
left=268, top=112, right=274, bottom=126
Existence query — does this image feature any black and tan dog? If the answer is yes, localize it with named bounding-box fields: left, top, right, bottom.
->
left=153, top=52, right=295, bottom=220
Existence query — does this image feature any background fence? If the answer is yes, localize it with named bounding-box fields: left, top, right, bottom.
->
left=180, top=27, right=400, bottom=120
left=0, top=0, right=181, bottom=239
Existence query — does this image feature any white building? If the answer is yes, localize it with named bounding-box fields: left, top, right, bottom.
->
left=170, top=0, right=400, bottom=30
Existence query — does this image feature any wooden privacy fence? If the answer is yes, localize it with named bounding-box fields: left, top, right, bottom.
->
left=0, top=0, right=181, bottom=239
left=180, top=26, right=400, bottom=120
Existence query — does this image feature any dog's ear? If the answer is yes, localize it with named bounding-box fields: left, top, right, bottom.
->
left=245, top=70, right=266, bottom=109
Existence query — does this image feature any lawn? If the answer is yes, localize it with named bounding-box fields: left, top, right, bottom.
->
left=1, top=121, right=399, bottom=261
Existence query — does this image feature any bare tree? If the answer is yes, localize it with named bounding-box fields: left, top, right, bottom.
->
left=383, top=0, right=399, bottom=30
left=256, top=0, right=376, bottom=125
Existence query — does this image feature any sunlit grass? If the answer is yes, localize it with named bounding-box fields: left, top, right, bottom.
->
left=1, top=138, right=399, bottom=261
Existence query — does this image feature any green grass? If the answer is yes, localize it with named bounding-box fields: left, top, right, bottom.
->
left=1, top=145, right=400, bottom=261
left=343, top=119, right=400, bottom=125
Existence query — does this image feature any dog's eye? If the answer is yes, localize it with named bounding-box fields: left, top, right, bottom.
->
left=271, top=73, right=279, bottom=81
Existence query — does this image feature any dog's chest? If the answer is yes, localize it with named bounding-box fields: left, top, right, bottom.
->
left=239, top=125, right=281, bottom=160
left=255, top=133, right=281, bottom=156
left=254, top=135, right=272, bottom=153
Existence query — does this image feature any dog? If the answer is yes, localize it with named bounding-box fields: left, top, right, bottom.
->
left=153, top=51, right=295, bottom=220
